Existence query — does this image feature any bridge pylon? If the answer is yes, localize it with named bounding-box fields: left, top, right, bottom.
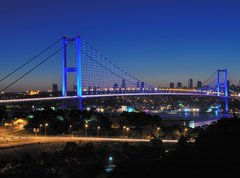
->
left=217, top=69, right=229, bottom=113
left=62, top=35, right=82, bottom=110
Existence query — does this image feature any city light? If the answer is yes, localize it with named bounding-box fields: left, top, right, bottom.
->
left=85, top=124, right=88, bottom=136
left=97, top=126, right=100, bottom=136
left=109, top=156, right=113, bottom=164
left=45, top=123, right=48, bottom=135
left=126, top=127, right=130, bottom=138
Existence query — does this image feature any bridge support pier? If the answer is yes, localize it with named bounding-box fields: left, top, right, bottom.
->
left=62, top=35, right=83, bottom=110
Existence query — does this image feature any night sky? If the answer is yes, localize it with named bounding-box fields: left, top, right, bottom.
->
left=1, top=0, right=240, bottom=91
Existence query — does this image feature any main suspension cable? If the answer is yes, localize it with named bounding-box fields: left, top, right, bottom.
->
left=1, top=46, right=64, bottom=93
left=0, top=37, right=62, bottom=82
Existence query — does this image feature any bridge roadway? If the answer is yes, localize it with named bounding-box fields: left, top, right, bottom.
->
left=0, top=89, right=231, bottom=104
left=0, top=136, right=178, bottom=148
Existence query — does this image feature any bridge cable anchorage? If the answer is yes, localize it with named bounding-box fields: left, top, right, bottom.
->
left=202, top=71, right=217, bottom=86
left=83, top=40, right=154, bottom=88
left=0, top=37, right=62, bottom=82
left=0, top=44, right=68, bottom=93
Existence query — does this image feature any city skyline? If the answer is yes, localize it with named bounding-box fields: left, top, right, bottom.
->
left=1, top=0, right=240, bottom=92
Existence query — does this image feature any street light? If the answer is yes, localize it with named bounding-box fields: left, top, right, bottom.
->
left=126, top=127, right=129, bottom=138
left=85, top=124, right=88, bottom=136
left=45, top=123, right=48, bottom=135
left=183, top=128, right=188, bottom=136
left=97, top=126, right=100, bottom=136
left=109, top=156, right=113, bottom=165
left=123, top=126, right=126, bottom=136
left=157, top=127, right=160, bottom=137
left=39, top=124, right=42, bottom=135
left=69, top=125, right=72, bottom=135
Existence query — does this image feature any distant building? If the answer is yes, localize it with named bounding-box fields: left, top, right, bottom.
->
left=121, top=79, right=126, bottom=88
left=113, top=83, right=118, bottom=89
left=137, top=82, right=140, bottom=88
left=52, top=84, right=58, bottom=92
left=141, top=82, right=144, bottom=89
left=170, top=82, right=174, bottom=88
left=188, top=79, right=193, bottom=88
left=197, top=80, right=202, bottom=89
left=177, top=82, right=182, bottom=88
left=227, top=80, right=230, bottom=89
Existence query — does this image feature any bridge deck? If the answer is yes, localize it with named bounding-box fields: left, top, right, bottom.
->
left=0, top=90, right=231, bottom=104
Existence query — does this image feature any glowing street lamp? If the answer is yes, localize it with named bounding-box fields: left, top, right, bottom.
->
left=69, top=125, right=72, bottom=135
left=157, top=127, right=160, bottom=137
left=45, top=123, right=48, bottom=135
left=126, top=127, right=129, bottom=138
left=97, top=126, right=100, bottom=136
left=39, top=124, right=42, bottom=135
left=184, top=128, right=188, bottom=136
left=85, top=124, right=88, bottom=136
left=109, top=156, right=113, bottom=165
left=123, top=126, right=126, bottom=136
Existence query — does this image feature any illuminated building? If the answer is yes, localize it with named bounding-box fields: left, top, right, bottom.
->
left=113, top=83, right=118, bottom=89
left=197, top=80, right=202, bottom=89
left=188, top=78, right=193, bottom=88
left=137, top=82, right=140, bottom=88
left=177, top=82, right=182, bottom=88
left=27, top=90, right=39, bottom=96
left=121, top=79, right=126, bottom=88
left=170, top=82, right=174, bottom=88
left=52, top=83, right=58, bottom=92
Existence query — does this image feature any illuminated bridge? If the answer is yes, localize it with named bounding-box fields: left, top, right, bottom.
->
left=0, top=35, right=235, bottom=112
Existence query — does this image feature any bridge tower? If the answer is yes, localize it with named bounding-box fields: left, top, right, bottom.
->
left=62, top=35, right=82, bottom=110
left=217, top=69, right=228, bottom=113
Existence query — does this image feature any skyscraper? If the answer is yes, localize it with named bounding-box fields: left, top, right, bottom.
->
left=137, top=82, right=140, bottom=88
left=140, top=82, right=144, bottom=89
left=113, top=83, right=118, bottom=89
left=52, top=84, right=58, bottom=93
left=170, top=82, right=174, bottom=88
left=197, top=80, right=202, bottom=89
left=227, top=80, right=230, bottom=89
left=121, top=79, right=126, bottom=88
left=188, top=79, right=193, bottom=88
left=177, top=82, right=182, bottom=88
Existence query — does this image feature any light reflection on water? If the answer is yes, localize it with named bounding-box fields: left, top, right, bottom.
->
left=159, top=112, right=228, bottom=127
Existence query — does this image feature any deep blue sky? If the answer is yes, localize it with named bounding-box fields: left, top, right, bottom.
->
left=1, top=0, right=240, bottom=91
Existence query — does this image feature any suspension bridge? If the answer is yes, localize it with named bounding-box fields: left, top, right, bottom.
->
left=0, top=35, right=236, bottom=112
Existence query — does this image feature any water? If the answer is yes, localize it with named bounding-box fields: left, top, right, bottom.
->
left=159, top=112, right=228, bottom=127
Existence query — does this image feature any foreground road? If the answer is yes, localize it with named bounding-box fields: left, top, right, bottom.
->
left=0, top=136, right=178, bottom=148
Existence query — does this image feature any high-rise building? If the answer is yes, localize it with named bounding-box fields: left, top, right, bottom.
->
left=177, top=82, right=182, bottom=88
left=197, top=80, right=202, bottom=89
left=121, top=79, right=126, bottom=88
left=137, top=82, right=140, bottom=88
left=188, top=79, right=193, bottom=88
left=113, top=83, right=118, bottom=89
left=170, top=82, right=174, bottom=88
left=52, top=84, right=58, bottom=93
left=141, top=82, right=144, bottom=89
left=227, top=80, right=230, bottom=89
